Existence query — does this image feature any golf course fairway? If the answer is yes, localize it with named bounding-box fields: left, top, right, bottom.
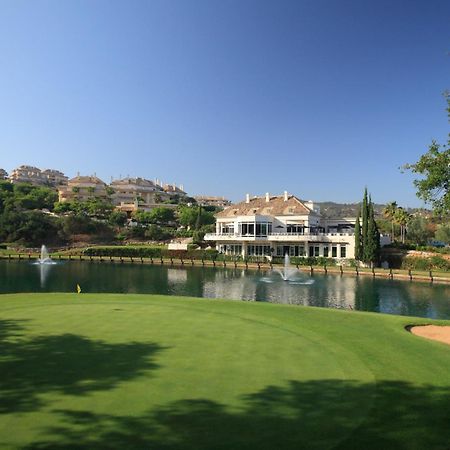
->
left=0, top=293, right=449, bottom=449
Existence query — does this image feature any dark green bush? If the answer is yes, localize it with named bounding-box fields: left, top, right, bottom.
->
left=83, top=246, right=219, bottom=260
left=401, top=256, right=449, bottom=271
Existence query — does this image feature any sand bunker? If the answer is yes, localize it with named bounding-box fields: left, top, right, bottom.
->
left=410, top=325, right=450, bottom=346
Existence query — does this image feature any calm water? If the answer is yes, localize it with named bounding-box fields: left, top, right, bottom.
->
left=0, top=260, right=449, bottom=319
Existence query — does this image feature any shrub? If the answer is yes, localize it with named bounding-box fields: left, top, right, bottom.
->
left=83, top=246, right=219, bottom=261
left=401, top=256, right=450, bottom=271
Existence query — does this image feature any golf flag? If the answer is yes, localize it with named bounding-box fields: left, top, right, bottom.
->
left=76, top=284, right=82, bottom=294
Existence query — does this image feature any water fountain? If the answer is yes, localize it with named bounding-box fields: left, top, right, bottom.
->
left=260, top=253, right=314, bottom=285
left=36, top=245, right=55, bottom=264
left=32, top=245, right=57, bottom=288
left=277, top=253, right=300, bottom=281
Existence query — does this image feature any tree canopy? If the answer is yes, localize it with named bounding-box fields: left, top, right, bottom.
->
left=403, top=94, right=450, bottom=217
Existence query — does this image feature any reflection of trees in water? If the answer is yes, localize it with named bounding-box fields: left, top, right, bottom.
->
left=355, top=278, right=380, bottom=313
left=354, top=277, right=450, bottom=319
left=396, top=281, right=450, bottom=319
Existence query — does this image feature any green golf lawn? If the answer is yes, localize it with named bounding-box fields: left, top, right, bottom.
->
left=0, top=293, right=449, bottom=449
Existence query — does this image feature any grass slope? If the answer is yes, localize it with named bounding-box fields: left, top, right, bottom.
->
left=0, top=293, right=449, bottom=449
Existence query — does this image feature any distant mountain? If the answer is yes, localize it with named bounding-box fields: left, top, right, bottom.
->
left=312, top=201, right=430, bottom=219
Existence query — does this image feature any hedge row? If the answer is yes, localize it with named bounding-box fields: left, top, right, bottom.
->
left=83, top=246, right=219, bottom=260
left=401, top=256, right=450, bottom=271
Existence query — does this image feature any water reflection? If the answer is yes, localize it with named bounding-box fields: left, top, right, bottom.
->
left=0, top=261, right=449, bottom=320
left=38, top=263, right=53, bottom=288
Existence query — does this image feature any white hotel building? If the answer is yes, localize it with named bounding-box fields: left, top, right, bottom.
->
left=204, top=192, right=356, bottom=260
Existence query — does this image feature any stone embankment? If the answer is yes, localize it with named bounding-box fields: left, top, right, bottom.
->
left=1, top=253, right=449, bottom=284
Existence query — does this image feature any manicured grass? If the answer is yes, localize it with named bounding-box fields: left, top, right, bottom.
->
left=0, top=293, right=449, bottom=449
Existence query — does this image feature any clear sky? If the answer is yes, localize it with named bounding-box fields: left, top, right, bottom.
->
left=0, top=0, right=449, bottom=206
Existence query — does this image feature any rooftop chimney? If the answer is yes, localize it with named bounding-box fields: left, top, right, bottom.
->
left=265, top=192, right=270, bottom=202
left=245, top=193, right=250, bottom=203
left=284, top=191, right=288, bottom=201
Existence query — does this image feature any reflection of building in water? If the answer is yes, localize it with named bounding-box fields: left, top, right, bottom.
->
left=203, top=269, right=259, bottom=301
left=167, top=268, right=188, bottom=284
left=325, top=276, right=356, bottom=309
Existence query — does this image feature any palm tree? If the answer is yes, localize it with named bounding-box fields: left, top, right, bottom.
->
left=394, top=207, right=410, bottom=243
left=383, top=201, right=398, bottom=240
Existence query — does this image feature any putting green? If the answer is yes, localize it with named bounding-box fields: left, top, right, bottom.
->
left=0, top=293, right=449, bottom=449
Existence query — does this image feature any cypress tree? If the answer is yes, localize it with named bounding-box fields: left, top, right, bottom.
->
left=365, top=201, right=378, bottom=266
left=361, top=188, right=369, bottom=262
left=354, top=210, right=361, bottom=260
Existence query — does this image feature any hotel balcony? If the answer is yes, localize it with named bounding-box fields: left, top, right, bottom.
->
left=204, top=232, right=354, bottom=242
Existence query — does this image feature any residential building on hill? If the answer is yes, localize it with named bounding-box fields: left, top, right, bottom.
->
left=204, top=192, right=357, bottom=259
left=41, top=169, right=68, bottom=186
left=9, top=165, right=68, bottom=186
left=110, top=177, right=173, bottom=215
left=58, top=175, right=108, bottom=202
left=194, top=196, right=231, bottom=208
left=163, top=183, right=186, bottom=196
left=9, top=165, right=45, bottom=185
left=0, top=169, right=8, bottom=180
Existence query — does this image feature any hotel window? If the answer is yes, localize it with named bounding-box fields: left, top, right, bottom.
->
left=256, top=223, right=265, bottom=236
left=323, top=246, right=329, bottom=257
left=287, top=224, right=304, bottom=234
left=332, top=246, right=337, bottom=258
left=340, top=246, right=346, bottom=258
left=277, top=246, right=284, bottom=256
left=240, top=223, right=255, bottom=236
left=309, top=246, right=314, bottom=257
left=248, top=245, right=271, bottom=256
left=314, top=246, right=320, bottom=257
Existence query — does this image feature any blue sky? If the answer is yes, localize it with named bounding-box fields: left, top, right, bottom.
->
left=0, top=0, right=449, bottom=206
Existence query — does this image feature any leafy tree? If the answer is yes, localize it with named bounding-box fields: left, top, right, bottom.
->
left=84, top=198, right=114, bottom=219
left=144, top=225, right=174, bottom=241
left=109, top=210, right=128, bottom=228
left=106, top=186, right=115, bottom=196
left=192, top=230, right=205, bottom=246
left=403, top=94, right=450, bottom=216
left=149, top=207, right=175, bottom=224
left=54, top=201, right=85, bottom=215
left=434, top=223, right=450, bottom=245
left=407, top=216, right=434, bottom=246
left=61, top=214, right=95, bottom=235
left=132, top=210, right=153, bottom=225
left=0, top=210, right=60, bottom=245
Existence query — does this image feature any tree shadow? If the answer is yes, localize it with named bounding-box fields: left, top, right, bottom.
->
left=24, top=379, right=450, bottom=450
left=0, top=319, right=167, bottom=413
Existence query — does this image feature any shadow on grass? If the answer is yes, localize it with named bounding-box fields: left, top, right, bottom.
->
left=25, top=380, right=450, bottom=450
left=0, top=319, right=167, bottom=413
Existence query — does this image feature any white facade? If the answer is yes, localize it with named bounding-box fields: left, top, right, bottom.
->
left=204, top=193, right=356, bottom=260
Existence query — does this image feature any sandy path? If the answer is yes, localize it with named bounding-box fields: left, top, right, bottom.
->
left=410, top=325, right=450, bottom=346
